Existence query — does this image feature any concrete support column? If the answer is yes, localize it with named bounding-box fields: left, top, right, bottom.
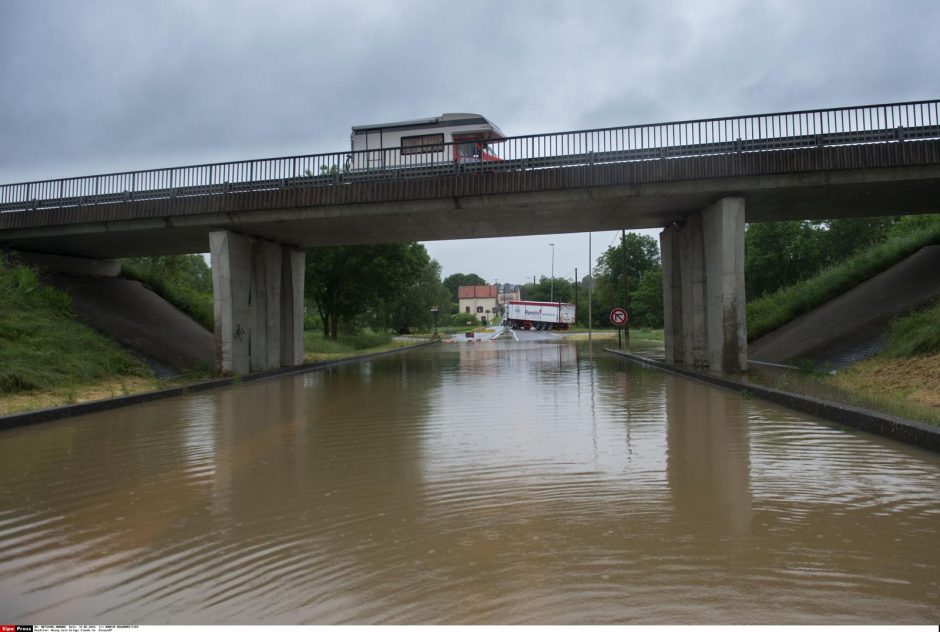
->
left=210, top=230, right=252, bottom=375
left=702, top=197, right=747, bottom=372
left=660, top=224, right=684, bottom=363
left=281, top=247, right=306, bottom=367
left=659, top=196, right=747, bottom=372
left=249, top=239, right=283, bottom=372
left=678, top=213, right=707, bottom=368
left=210, top=230, right=305, bottom=375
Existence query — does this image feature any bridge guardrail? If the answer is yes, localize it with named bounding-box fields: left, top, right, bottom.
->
left=1, top=100, right=938, bottom=214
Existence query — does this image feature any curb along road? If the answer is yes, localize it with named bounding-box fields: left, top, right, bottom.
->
left=0, top=340, right=439, bottom=432
left=605, top=348, right=940, bottom=454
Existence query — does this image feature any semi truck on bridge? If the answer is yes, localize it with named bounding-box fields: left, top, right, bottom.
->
left=505, top=300, right=576, bottom=331
left=349, top=113, right=505, bottom=170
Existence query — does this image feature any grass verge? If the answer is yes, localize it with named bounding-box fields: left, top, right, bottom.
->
left=829, top=352, right=940, bottom=417
left=823, top=300, right=940, bottom=423
left=752, top=299, right=940, bottom=427
left=303, top=331, right=424, bottom=363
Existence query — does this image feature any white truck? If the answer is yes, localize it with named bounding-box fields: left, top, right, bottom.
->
left=349, top=113, right=505, bottom=171
left=504, top=300, right=576, bottom=331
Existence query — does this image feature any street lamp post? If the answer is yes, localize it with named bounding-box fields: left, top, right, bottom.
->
left=549, top=242, right=555, bottom=303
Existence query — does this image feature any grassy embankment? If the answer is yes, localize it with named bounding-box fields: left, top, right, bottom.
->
left=0, top=259, right=426, bottom=416
left=0, top=259, right=158, bottom=415
left=747, top=219, right=940, bottom=341
left=745, top=218, right=940, bottom=425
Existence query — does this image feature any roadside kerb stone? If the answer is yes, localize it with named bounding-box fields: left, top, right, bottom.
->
left=0, top=340, right=439, bottom=432
left=605, top=348, right=940, bottom=453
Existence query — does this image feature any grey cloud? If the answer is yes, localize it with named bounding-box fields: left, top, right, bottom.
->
left=1, top=0, right=937, bottom=279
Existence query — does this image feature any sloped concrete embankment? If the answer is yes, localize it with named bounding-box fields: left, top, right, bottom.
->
left=42, top=273, right=213, bottom=376
left=749, top=245, right=940, bottom=369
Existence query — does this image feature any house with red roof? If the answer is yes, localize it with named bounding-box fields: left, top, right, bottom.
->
left=458, top=285, right=498, bottom=324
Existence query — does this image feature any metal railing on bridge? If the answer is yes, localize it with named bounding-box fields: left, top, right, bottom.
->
left=2, top=100, right=938, bottom=214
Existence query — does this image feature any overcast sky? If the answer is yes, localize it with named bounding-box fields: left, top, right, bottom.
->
left=2, top=0, right=937, bottom=285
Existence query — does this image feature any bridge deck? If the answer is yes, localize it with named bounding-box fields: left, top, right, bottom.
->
left=1, top=100, right=939, bottom=257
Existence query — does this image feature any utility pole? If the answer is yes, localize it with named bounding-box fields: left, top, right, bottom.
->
left=622, top=229, right=630, bottom=346
left=549, top=242, right=555, bottom=303
left=588, top=233, right=592, bottom=343
left=574, top=267, right=578, bottom=325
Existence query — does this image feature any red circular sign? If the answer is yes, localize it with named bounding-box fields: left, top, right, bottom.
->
left=609, top=307, right=628, bottom=326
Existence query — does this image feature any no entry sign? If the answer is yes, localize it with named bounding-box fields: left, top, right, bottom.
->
left=609, top=307, right=628, bottom=327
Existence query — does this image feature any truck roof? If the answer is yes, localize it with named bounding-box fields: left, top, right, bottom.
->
left=508, top=300, right=576, bottom=307
left=351, top=113, right=505, bottom=139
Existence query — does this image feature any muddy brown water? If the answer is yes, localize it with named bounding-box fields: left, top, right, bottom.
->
left=1, top=339, right=938, bottom=624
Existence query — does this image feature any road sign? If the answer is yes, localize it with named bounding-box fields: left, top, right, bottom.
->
left=609, top=307, right=628, bottom=327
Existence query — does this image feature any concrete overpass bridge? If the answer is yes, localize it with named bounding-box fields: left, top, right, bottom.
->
left=2, top=100, right=939, bottom=374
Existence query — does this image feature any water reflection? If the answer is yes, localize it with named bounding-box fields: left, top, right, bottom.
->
left=0, top=342, right=938, bottom=623
left=665, top=376, right=753, bottom=536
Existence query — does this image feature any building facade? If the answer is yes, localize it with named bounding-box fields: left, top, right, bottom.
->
left=458, top=285, right=498, bottom=323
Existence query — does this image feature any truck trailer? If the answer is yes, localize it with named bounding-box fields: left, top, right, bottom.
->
left=504, top=300, right=576, bottom=331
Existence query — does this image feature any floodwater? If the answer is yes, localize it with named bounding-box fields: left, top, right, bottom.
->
left=1, top=337, right=938, bottom=624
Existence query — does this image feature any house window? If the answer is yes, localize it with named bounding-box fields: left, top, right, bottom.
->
left=401, top=133, right=444, bottom=155
left=465, top=306, right=470, bottom=313
left=477, top=306, right=484, bottom=313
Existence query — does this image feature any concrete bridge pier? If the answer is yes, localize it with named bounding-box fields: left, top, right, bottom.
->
left=210, top=230, right=305, bottom=375
left=660, top=196, right=747, bottom=372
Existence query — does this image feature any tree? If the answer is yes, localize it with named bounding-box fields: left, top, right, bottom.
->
left=744, top=221, right=822, bottom=299
left=630, top=268, right=664, bottom=328
left=376, top=258, right=450, bottom=334
left=812, top=217, right=896, bottom=266
left=442, top=272, right=487, bottom=307
left=305, top=243, right=446, bottom=338
left=592, top=233, right=661, bottom=327
left=521, top=275, right=573, bottom=302
left=122, top=255, right=212, bottom=293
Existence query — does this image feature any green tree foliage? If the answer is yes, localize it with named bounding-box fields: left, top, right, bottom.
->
left=744, top=221, right=821, bottom=300
left=305, top=243, right=447, bottom=338
left=122, top=255, right=212, bottom=293
left=631, top=268, right=664, bottom=328
left=521, top=276, right=573, bottom=302
left=376, top=258, right=451, bottom=334
left=442, top=272, right=487, bottom=311
left=745, top=217, right=900, bottom=300
left=592, top=233, right=662, bottom=328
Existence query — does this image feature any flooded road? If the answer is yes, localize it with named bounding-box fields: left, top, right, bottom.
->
left=1, top=339, right=938, bottom=623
